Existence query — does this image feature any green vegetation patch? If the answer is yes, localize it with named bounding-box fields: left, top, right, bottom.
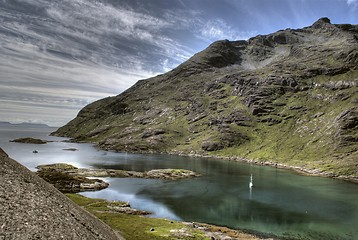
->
left=66, top=194, right=209, bottom=240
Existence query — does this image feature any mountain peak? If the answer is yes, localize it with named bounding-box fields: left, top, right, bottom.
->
left=312, top=17, right=331, bottom=28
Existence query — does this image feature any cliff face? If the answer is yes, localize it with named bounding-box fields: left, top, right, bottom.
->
left=53, top=18, right=358, bottom=178
left=0, top=148, right=123, bottom=240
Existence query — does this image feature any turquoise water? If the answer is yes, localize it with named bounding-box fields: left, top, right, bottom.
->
left=1, top=126, right=357, bottom=239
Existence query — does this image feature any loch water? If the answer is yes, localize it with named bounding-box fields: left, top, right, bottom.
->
left=1, top=125, right=357, bottom=240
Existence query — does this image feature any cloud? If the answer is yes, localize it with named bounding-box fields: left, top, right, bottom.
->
left=0, top=0, right=178, bottom=125
left=3, top=0, right=193, bottom=71
left=0, top=0, right=255, bottom=126
left=347, top=0, right=358, bottom=6
left=198, top=19, right=256, bottom=42
left=0, top=29, right=158, bottom=126
left=160, top=7, right=255, bottom=43
left=45, top=0, right=170, bottom=40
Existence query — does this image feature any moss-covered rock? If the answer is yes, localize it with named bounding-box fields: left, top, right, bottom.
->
left=36, top=164, right=109, bottom=193
left=36, top=163, right=200, bottom=184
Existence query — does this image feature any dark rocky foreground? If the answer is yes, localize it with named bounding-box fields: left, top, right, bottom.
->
left=0, top=148, right=123, bottom=240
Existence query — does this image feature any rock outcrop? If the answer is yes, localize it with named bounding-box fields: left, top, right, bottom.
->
left=52, top=18, right=358, bottom=179
left=36, top=164, right=109, bottom=193
left=10, top=137, right=48, bottom=144
left=36, top=163, right=200, bottom=182
left=0, top=148, right=123, bottom=240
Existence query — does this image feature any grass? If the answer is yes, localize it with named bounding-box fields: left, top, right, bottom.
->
left=213, top=72, right=358, bottom=177
left=66, top=194, right=209, bottom=240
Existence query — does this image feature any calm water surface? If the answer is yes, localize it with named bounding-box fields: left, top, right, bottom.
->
left=1, top=126, right=357, bottom=240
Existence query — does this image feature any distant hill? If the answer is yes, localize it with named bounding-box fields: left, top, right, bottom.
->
left=53, top=18, right=358, bottom=180
left=0, top=121, right=49, bottom=128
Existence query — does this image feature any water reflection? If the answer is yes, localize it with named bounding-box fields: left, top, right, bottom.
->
left=81, top=178, right=181, bottom=220
left=1, top=126, right=357, bottom=240
left=249, top=185, right=252, bottom=200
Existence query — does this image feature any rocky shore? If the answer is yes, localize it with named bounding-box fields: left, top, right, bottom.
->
left=36, top=164, right=109, bottom=193
left=36, top=163, right=200, bottom=193
left=37, top=163, right=200, bottom=180
left=171, top=151, right=358, bottom=184
left=67, top=193, right=271, bottom=240
left=237, top=158, right=358, bottom=184
left=251, top=159, right=358, bottom=184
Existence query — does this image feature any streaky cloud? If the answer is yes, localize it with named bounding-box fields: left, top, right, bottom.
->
left=3, top=0, right=354, bottom=126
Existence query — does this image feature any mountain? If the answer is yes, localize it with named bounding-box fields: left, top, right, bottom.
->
left=53, top=18, right=358, bottom=179
left=0, top=121, right=13, bottom=126
left=0, top=121, right=49, bottom=128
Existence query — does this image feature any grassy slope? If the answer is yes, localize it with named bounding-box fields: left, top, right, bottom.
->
left=65, top=194, right=263, bottom=240
left=210, top=71, right=358, bottom=176
left=53, top=22, right=358, bottom=179
left=56, top=70, right=357, bottom=178
left=66, top=194, right=208, bottom=240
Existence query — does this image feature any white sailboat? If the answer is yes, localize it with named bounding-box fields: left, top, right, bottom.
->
left=249, top=174, right=253, bottom=189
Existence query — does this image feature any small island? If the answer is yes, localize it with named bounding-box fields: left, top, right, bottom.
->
left=10, top=137, right=48, bottom=144
left=62, top=148, right=79, bottom=151
left=36, top=164, right=108, bottom=193
left=36, top=163, right=200, bottom=193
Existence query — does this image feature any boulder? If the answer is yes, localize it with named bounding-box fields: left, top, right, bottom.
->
left=201, top=141, right=223, bottom=151
left=141, top=128, right=166, bottom=138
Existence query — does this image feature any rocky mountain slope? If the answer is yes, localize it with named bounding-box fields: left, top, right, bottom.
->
left=0, top=148, right=123, bottom=240
left=53, top=18, right=358, bottom=179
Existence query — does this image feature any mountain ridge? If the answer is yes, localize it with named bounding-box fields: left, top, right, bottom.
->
left=0, top=121, right=50, bottom=128
left=53, top=18, right=358, bottom=180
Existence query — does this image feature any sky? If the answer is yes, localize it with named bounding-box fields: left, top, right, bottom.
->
left=0, top=0, right=357, bottom=127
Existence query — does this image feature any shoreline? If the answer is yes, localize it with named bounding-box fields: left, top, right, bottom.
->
left=35, top=163, right=200, bottom=193
left=171, top=151, right=358, bottom=184
left=21, top=126, right=355, bottom=184
left=22, top=134, right=356, bottom=239
left=67, top=193, right=274, bottom=240
left=73, top=138, right=358, bottom=184
left=36, top=162, right=269, bottom=239
left=17, top=132, right=356, bottom=184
